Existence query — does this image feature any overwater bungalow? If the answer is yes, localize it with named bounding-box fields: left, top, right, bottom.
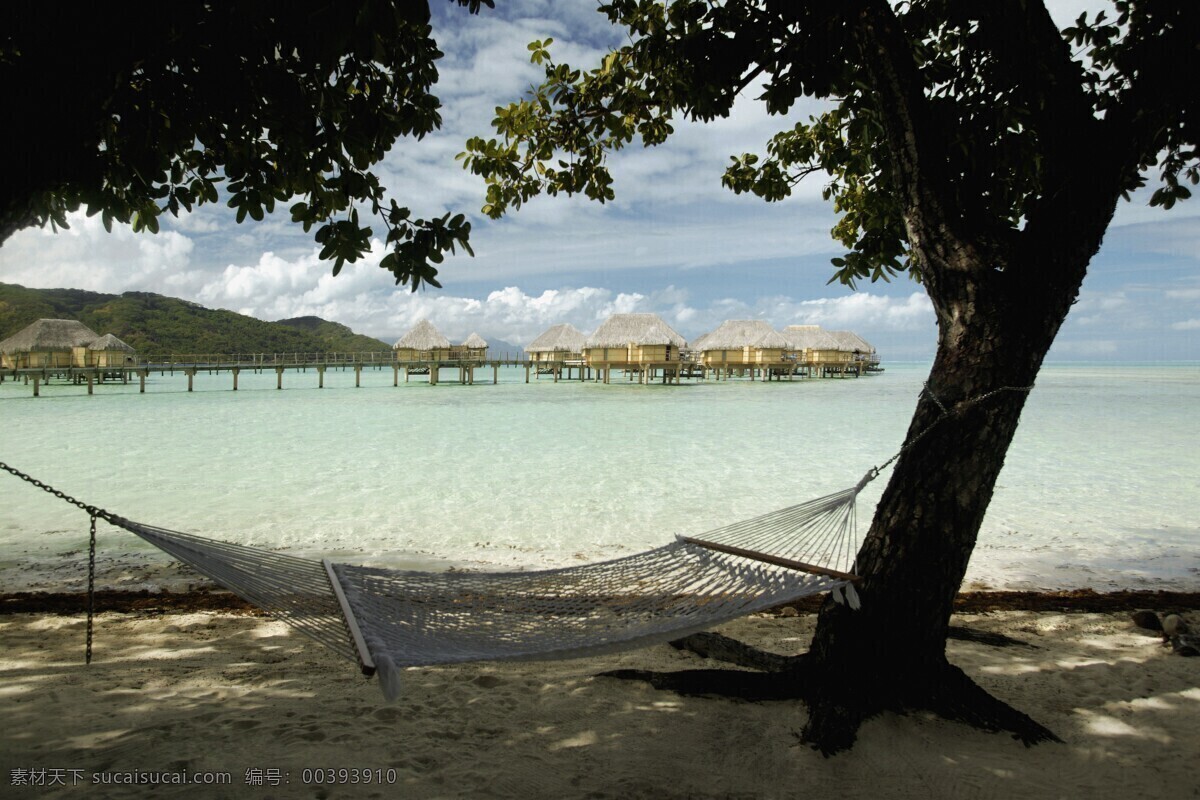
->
left=584, top=313, right=687, bottom=383
left=392, top=320, right=453, bottom=362
left=0, top=319, right=101, bottom=369
left=88, top=333, right=138, bottom=369
left=782, top=325, right=839, bottom=361
left=783, top=325, right=863, bottom=376
left=526, top=323, right=587, bottom=365
left=826, top=330, right=880, bottom=370
left=457, top=333, right=488, bottom=361
left=585, top=313, right=687, bottom=364
left=694, top=320, right=792, bottom=371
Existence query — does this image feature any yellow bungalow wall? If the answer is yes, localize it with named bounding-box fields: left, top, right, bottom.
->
left=530, top=351, right=582, bottom=363
left=395, top=347, right=455, bottom=361
left=91, top=350, right=136, bottom=368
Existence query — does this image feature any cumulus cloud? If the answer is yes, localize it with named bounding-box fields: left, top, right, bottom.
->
left=788, top=292, right=935, bottom=331
left=176, top=234, right=937, bottom=350
left=0, top=211, right=196, bottom=293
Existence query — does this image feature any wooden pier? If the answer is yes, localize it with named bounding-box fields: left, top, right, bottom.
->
left=0, top=351, right=873, bottom=397
left=0, top=352, right=523, bottom=396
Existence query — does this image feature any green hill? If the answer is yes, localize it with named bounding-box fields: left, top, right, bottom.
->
left=0, top=283, right=390, bottom=355
left=275, top=316, right=391, bottom=350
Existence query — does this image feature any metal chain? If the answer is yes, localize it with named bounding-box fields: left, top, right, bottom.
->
left=0, top=461, right=113, bottom=664
left=87, top=514, right=96, bottom=665
left=858, top=383, right=1035, bottom=489
left=0, top=460, right=113, bottom=522
left=923, top=381, right=950, bottom=415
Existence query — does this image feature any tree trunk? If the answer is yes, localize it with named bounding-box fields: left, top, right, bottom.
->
left=800, top=258, right=1086, bottom=752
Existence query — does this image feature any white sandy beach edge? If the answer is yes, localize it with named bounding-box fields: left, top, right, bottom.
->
left=1, top=610, right=1197, bottom=800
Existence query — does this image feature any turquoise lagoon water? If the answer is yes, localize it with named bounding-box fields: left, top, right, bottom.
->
left=0, top=362, right=1196, bottom=592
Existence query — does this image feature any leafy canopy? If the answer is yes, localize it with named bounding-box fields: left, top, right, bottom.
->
left=459, top=1, right=1197, bottom=287
left=1, top=0, right=494, bottom=290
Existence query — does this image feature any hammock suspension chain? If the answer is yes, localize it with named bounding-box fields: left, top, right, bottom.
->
left=87, top=514, right=96, bottom=665
left=0, top=460, right=116, bottom=523
left=862, top=382, right=1035, bottom=481
left=0, top=461, right=114, bottom=664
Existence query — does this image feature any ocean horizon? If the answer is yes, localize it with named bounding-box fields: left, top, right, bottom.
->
left=1, top=361, right=1196, bottom=594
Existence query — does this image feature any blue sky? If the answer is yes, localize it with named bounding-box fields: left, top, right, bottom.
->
left=1, top=1, right=1197, bottom=361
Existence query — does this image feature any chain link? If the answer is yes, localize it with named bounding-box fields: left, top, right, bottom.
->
left=0, top=461, right=112, bottom=664
left=859, top=383, right=1035, bottom=490
left=87, top=514, right=96, bottom=664
left=0, top=460, right=113, bottom=521
left=923, top=381, right=949, bottom=414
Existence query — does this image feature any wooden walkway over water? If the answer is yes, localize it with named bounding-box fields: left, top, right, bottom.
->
left=1, top=352, right=874, bottom=396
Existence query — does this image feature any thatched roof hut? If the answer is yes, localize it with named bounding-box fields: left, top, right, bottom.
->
left=825, top=330, right=874, bottom=355
left=393, top=320, right=453, bottom=361
left=1, top=318, right=99, bottom=352
left=88, top=333, right=137, bottom=367
left=782, top=325, right=837, bottom=348
left=694, top=320, right=791, bottom=366
left=526, top=323, right=587, bottom=362
left=394, top=320, right=451, bottom=350
left=456, top=332, right=488, bottom=361
left=585, top=313, right=687, bottom=365
left=586, top=313, right=686, bottom=348
left=461, top=333, right=488, bottom=350
left=782, top=325, right=846, bottom=363
left=0, top=319, right=100, bottom=368
left=698, top=320, right=788, bottom=350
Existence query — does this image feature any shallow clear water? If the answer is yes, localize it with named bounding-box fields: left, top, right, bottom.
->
left=1, top=362, right=1196, bottom=592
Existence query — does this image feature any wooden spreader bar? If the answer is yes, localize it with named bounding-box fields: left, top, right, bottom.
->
left=323, top=559, right=377, bottom=677
left=680, top=537, right=861, bottom=583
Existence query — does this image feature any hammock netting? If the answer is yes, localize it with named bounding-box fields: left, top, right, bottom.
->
left=108, top=480, right=864, bottom=700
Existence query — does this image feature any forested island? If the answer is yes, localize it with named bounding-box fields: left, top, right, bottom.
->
left=0, top=283, right=389, bottom=355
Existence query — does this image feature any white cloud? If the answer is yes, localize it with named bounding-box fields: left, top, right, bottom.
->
left=1171, top=319, right=1200, bottom=331
left=0, top=211, right=196, bottom=293
left=1069, top=290, right=1130, bottom=325
left=180, top=244, right=937, bottom=350
left=789, top=292, right=935, bottom=331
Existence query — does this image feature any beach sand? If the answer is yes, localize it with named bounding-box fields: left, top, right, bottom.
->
left=1, top=605, right=1197, bottom=799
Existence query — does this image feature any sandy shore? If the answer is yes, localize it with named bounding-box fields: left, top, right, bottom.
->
left=2, top=606, right=1197, bottom=799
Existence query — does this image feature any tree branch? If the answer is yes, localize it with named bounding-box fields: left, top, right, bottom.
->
left=967, top=1, right=1113, bottom=292
left=1101, top=7, right=1200, bottom=188
left=851, top=1, right=991, bottom=276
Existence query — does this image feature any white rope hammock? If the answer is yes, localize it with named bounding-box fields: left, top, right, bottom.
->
left=113, top=479, right=866, bottom=701
left=1, top=461, right=866, bottom=701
